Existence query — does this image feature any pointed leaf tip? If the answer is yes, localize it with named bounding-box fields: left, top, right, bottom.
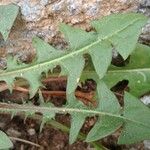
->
left=86, top=81, right=122, bottom=142
left=69, top=114, right=86, bottom=144
left=59, top=23, right=96, bottom=51
left=32, top=36, right=59, bottom=63
left=0, top=4, right=19, bottom=41
left=91, top=13, right=148, bottom=60
left=32, top=36, right=40, bottom=44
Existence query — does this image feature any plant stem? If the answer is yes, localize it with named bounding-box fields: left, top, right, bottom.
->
left=42, top=76, right=67, bottom=82
left=13, top=86, right=95, bottom=103
left=9, top=136, right=41, bottom=148
left=0, top=83, right=96, bottom=106
left=0, top=102, right=129, bottom=123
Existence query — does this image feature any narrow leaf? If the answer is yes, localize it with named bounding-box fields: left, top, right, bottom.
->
left=67, top=99, right=87, bottom=144
left=61, top=56, right=85, bottom=95
left=39, top=94, right=55, bottom=132
left=86, top=116, right=122, bottom=142
left=0, top=91, right=149, bottom=145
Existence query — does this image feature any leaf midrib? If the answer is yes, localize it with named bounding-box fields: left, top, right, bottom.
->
left=0, top=102, right=149, bottom=128
left=0, top=17, right=142, bottom=77
left=108, top=67, right=150, bottom=73
left=82, top=67, right=150, bottom=76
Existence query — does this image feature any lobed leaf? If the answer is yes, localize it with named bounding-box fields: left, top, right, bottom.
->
left=0, top=83, right=149, bottom=144
left=92, top=13, right=147, bottom=59
left=0, top=12, right=149, bottom=146
left=81, top=44, right=150, bottom=97
left=104, top=43, right=150, bottom=97
left=0, top=13, right=147, bottom=100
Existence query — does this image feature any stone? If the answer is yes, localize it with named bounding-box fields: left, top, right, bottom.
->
left=0, top=0, right=149, bottom=61
left=0, top=0, right=137, bottom=59
left=143, top=140, right=150, bottom=150
left=138, top=0, right=150, bottom=44
left=141, top=95, right=150, bottom=106
left=27, top=128, right=36, bottom=136
left=139, top=0, right=150, bottom=6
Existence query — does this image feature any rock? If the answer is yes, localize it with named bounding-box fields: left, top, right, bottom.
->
left=0, top=0, right=139, bottom=63
left=139, top=0, right=150, bottom=6
left=141, top=95, right=150, bottom=106
left=143, top=140, right=150, bottom=150
left=0, top=1, right=149, bottom=81
left=138, top=0, right=150, bottom=44
left=0, top=1, right=149, bottom=66
left=27, top=128, right=36, bottom=136
left=140, top=94, right=150, bottom=150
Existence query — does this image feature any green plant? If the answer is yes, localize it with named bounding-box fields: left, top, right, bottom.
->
left=0, top=4, right=19, bottom=41
left=0, top=4, right=150, bottom=149
left=0, top=4, right=19, bottom=149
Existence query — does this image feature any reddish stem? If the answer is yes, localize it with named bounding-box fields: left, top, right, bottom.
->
left=12, top=86, right=96, bottom=106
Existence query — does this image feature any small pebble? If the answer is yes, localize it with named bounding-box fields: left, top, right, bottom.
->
left=27, top=128, right=36, bottom=136
left=141, top=95, right=150, bottom=106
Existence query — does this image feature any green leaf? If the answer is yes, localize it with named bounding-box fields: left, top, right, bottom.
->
left=103, top=43, right=150, bottom=97
left=86, top=81, right=123, bottom=142
left=0, top=4, right=19, bottom=41
left=92, top=13, right=148, bottom=59
left=89, top=41, right=112, bottom=79
left=59, top=23, right=96, bottom=51
left=40, top=102, right=55, bottom=132
left=69, top=111, right=86, bottom=144
left=0, top=13, right=146, bottom=99
left=0, top=87, right=149, bottom=145
left=81, top=43, right=150, bottom=97
left=61, top=56, right=85, bottom=96
left=66, top=97, right=87, bottom=144
left=38, top=91, right=56, bottom=132
left=60, top=23, right=112, bottom=79
left=33, top=36, right=61, bottom=62
left=0, top=13, right=149, bottom=145
left=118, top=92, right=150, bottom=144
left=0, top=131, right=13, bottom=149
